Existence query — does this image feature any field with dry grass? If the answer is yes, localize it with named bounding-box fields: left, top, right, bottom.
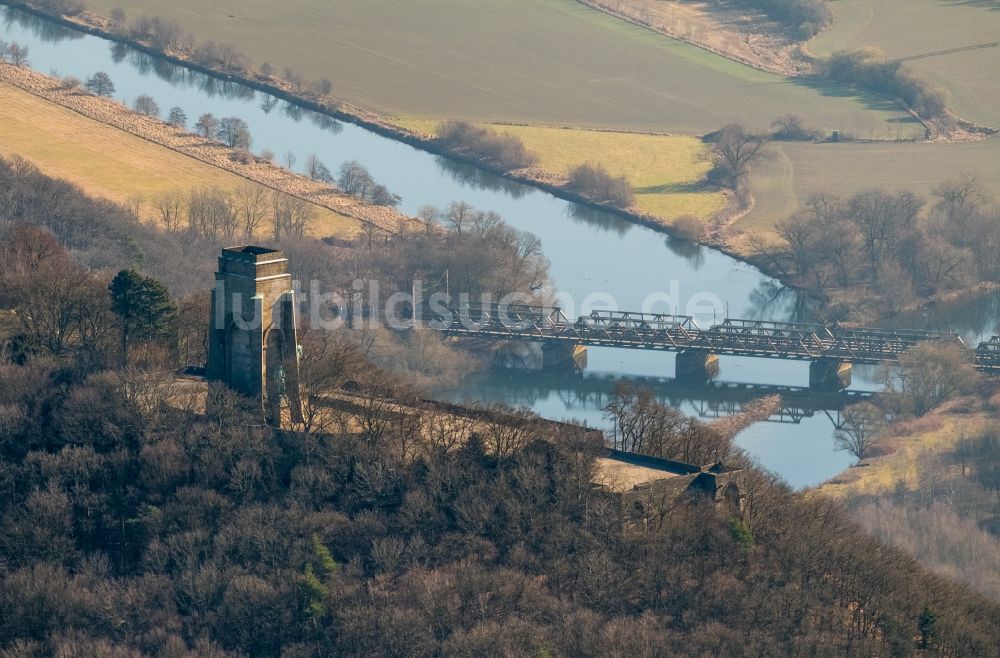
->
left=0, top=77, right=362, bottom=237
left=87, top=0, right=916, bottom=136
left=739, top=139, right=1000, bottom=236
left=817, top=411, right=992, bottom=497
left=398, top=119, right=727, bottom=221
left=809, top=0, right=1000, bottom=128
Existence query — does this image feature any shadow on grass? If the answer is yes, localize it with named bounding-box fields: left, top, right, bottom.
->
left=635, top=181, right=713, bottom=195
left=942, top=0, right=1000, bottom=10
left=789, top=77, right=912, bottom=116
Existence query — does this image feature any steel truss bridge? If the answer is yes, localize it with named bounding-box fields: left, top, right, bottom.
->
left=427, top=304, right=1000, bottom=371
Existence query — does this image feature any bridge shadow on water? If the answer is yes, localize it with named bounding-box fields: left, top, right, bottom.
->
left=449, top=369, right=870, bottom=430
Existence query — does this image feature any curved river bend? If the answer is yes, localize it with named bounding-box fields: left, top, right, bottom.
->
left=4, top=7, right=996, bottom=487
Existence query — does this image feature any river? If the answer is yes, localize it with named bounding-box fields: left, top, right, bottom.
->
left=3, top=6, right=995, bottom=488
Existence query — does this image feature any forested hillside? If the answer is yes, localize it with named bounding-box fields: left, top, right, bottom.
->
left=2, top=161, right=1000, bottom=658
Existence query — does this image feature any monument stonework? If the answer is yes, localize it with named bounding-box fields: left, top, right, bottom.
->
left=207, top=246, right=303, bottom=425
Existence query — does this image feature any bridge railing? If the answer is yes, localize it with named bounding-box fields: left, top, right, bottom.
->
left=429, top=302, right=569, bottom=334
left=976, top=336, right=1000, bottom=369
left=569, top=310, right=700, bottom=346
left=428, top=302, right=989, bottom=366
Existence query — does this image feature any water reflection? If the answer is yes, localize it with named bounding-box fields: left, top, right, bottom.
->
left=306, top=110, right=342, bottom=134
left=565, top=202, right=633, bottom=236
left=0, top=6, right=905, bottom=487
left=890, top=290, right=1000, bottom=344
left=745, top=280, right=815, bottom=322
left=260, top=96, right=279, bottom=114
left=450, top=369, right=869, bottom=425
left=2, top=6, right=82, bottom=43
left=433, top=156, right=531, bottom=198
left=283, top=101, right=304, bottom=122
left=663, top=237, right=706, bottom=268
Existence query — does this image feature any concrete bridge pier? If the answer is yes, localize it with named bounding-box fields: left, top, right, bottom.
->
left=809, top=359, right=852, bottom=390
left=675, top=350, right=720, bottom=383
left=541, top=341, right=588, bottom=371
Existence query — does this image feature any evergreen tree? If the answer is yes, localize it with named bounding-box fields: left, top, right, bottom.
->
left=167, top=106, right=187, bottom=128
left=919, top=607, right=936, bottom=649
left=108, top=269, right=177, bottom=365
left=84, top=71, right=115, bottom=97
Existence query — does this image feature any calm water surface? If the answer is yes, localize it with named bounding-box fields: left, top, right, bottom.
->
left=4, top=7, right=994, bottom=487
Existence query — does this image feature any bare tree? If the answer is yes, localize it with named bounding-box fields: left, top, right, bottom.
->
left=284, top=67, right=304, bottom=92
left=217, top=117, right=252, bottom=150
left=881, top=342, right=980, bottom=416
left=8, top=43, right=29, bottom=67
left=315, top=78, right=333, bottom=96
left=443, top=201, right=474, bottom=235
left=154, top=191, right=185, bottom=234
left=132, top=94, right=160, bottom=118
left=417, top=205, right=439, bottom=234
left=194, top=113, right=220, bottom=139
left=187, top=187, right=236, bottom=242
left=480, top=404, right=538, bottom=461
left=296, top=330, right=364, bottom=434
left=337, top=160, right=371, bottom=195
left=234, top=183, right=268, bottom=239
left=835, top=402, right=886, bottom=461
left=711, top=123, right=770, bottom=189
left=305, top=154, right=332, bottom=182
left=272, top=191, right=315, bottom=240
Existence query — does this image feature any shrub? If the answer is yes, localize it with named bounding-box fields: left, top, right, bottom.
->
left=436, top=122, right=537, bottom=170
left=60, top=75, right=82, bottom=91
left=733, top=0, right=831, bottom=34
left=822, top=49, right=947, bottom=120
left=671, top=215, right=707, bottom=241
left=229, top=150, right=254, bottom=165
left=567, top=163, right=635, bottom=209
left=771, top=114, right=821, bottom=141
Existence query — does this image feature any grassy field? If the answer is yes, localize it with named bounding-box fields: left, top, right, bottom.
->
left=398, top=119, right=727, bottom=220
left=810, top=0, right=1000, bottom=127
left=89, top=0, right=918, bottom=137
left=817, top=413, right=992, bottom=497
left=0, top=81, right=357, bottom=237
left=740, top=139, right=1000, bottom=234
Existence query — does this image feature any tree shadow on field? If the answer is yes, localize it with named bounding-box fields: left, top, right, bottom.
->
left=789, top=77, right=914, bottom=117
left=941, top=0, right=1000, bottom=10
left=634, top=181, right=712, bottom=195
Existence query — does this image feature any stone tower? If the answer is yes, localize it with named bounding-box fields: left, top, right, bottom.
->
left=207, top=246, right=303, bottom=425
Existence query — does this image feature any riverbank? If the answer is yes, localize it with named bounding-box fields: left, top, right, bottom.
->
left=0, top=62, right=416, bottom=234
left=1, top=1, right=746, bottom=233
left=817, top=404, right=992, bottom=497
left=6, top=0, right=1000, bottom=326
left=577, top=0, right=999, bottom=142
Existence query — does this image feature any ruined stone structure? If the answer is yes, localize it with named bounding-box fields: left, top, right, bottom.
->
left=207, top=246, right=303, bottom=425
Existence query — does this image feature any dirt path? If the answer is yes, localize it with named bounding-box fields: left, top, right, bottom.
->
left=0, top=63, right=417, bottom=234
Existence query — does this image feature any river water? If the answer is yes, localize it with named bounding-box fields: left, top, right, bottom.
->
left=3, top=6, right=995, bottom=488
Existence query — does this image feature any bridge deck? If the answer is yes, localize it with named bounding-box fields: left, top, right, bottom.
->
left=429, top=304, right=997, bottom=370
